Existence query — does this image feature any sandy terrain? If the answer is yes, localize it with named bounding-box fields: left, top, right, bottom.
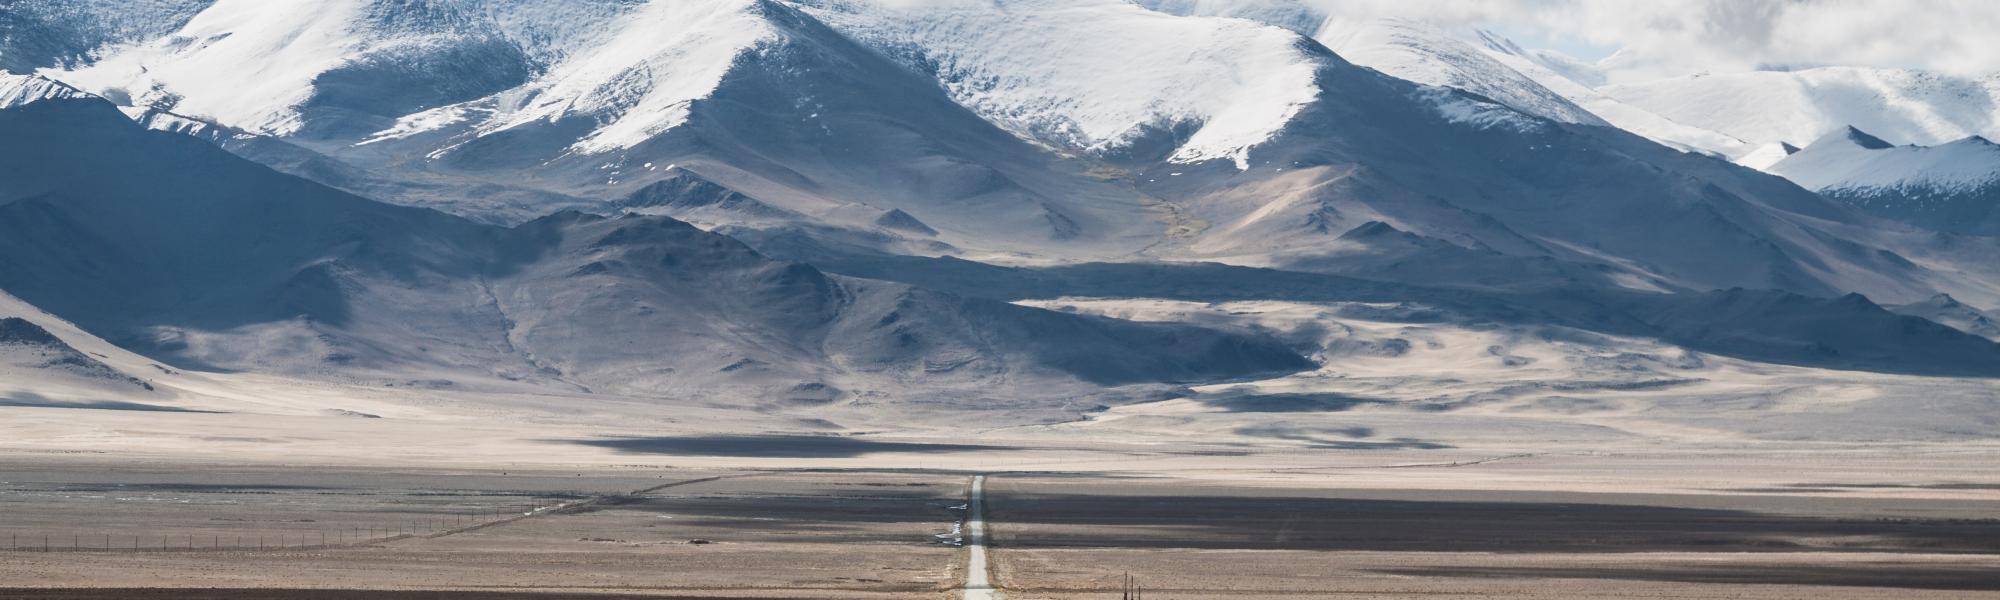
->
left=983, top=474, right=2000, bottom=598
left=0, top=456, right=1995, bottom=598
left=0, top=468, right=965, bottom=598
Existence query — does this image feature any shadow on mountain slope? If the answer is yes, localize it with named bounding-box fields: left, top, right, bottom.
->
left=741, top=230, right=2000, bottom=378
left=0, top=99, right=1310, bottom=396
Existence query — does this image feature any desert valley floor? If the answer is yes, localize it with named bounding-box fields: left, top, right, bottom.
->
left=1, top=438, right=1998, bottom=598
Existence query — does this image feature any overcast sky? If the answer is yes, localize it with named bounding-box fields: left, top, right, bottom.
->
left=1298, top=0, right=2000, bottom=82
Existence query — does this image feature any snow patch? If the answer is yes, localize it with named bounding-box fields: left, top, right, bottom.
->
left=1603, top=67, right=2000, bottom=151
left=48, top=0, right=372, bottom=134
left=1772, top=129, right=2000, bottom=193
left=0, top=73, right=94, bottom=108
left=357, top=104, right=485, bottom=146
left=474, top=0, right=775, bottom=154
left=1735, top=141, right=1801, bottom=171
left=798, top=0, right=1322, bottom=169
left=1423, top=88, right=1540, bottom=133
left=1314, top=18, right=1604, bottom=127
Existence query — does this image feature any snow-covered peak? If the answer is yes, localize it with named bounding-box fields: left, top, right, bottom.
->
left=1313, top=18, right=1604, bottom=126
left=46, top=0, right=540, bottom=136
left=1601, top=67, right=2000, bottom=151
left=52, top=0, right=383, bottom=134
left=1734, top=141, right=1801, bottom=171
left=476, top=0, right=776, bottom=154
left=1124, top=6, right=1745, bottom=153
left=1450, top=30, right=1752, bottom=158
left=0, top=71, right=228, bottom=139
left=1471, top=31, right=1609, bottom=89
left=120, top=105, right=233, bottom=140
left=42, top=0, right=774, bottom=150
left=0, top=72, right=93, bottom=108
left=1132, top=0, right=1329, bottom=37
left=795, top=0, right=1325, bottom=168
left=1826, top=125, right=1896, bottom=150
left=1120, top=5, right=1608, bottom=141
left=1770, top=126, right=2000, bottom=193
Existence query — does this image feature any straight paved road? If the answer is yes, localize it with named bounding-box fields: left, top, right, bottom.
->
left=964, top=475, right=999, bottom=600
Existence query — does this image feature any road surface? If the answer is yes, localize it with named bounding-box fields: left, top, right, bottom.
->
left=964, top=475, right=999, bottom=600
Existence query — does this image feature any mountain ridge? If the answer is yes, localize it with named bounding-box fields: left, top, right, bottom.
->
left=1769, top=125, right=2000, bottom=234
left=0, top=97, right=1312, bottom=404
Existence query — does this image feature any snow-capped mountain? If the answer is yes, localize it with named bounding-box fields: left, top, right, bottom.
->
left=1601, top=67, right=2000, bottom=153
left=17, top=8, right=2000, bottom=307
left=1123, top=2, right=2000, bottom=233
left=1463, top=33, right=1755, bottom=159
left=1130, top=3, right=1606, bottom=128
left=6, top=0, right=2000, bottom=424
left=21, top=0, right=2000, bottom=305
left=1128, top=2, right=1754, bottom=158
left=777, top=2, right=1991, bottom=303
left=1735, top=141, right=1802, bottom=171
left=1769, top=126, right=2000, bottom=234
left=797, top=0, right=1325, bottom=167
left=1437, top=35, right=2000, bottom=166
left=36, top=0, right=1181, bottom=257
left=1134, top=0, right=1329, bottom=37
left=0, top=71, right=88, bottom=107
left=1141, top=2, right=1997, bottom=174
left=0, top=95, right=1309, bottom=404
left=48, top=0, right=540, bottom=138
left=1308, top=18, right=1606, bottom=127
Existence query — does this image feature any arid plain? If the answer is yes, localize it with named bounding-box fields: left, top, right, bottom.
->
left=2, top=438, right=1998, bottom=599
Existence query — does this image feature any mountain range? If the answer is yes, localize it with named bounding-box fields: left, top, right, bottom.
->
left=2, top=0, right=1998, bottom=417
left=0, top=95, right=1316, bottom=406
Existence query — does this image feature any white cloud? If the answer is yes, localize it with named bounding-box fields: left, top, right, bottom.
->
left=1287, top=0, right=2000, bottom=82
